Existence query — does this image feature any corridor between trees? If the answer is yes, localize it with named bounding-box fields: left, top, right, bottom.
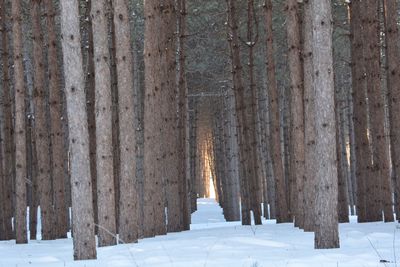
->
left=0, top=0, right=400, bottom=262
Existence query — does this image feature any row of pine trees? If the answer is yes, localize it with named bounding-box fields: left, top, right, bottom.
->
left=0, top=0, right=399, bottom=261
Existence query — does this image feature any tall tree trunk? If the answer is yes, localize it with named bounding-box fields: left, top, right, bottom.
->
left=159, top=0, right=182, bottom=234
left=28, top=121, right=38, bottom=240
left=349, top=0, right=370, bottom=223
left=383, top=0, right=400, bottom=222
left=311, top=0, right=339, bottom=249
left=60, top=0, right=97, bottom=259
left=336, top=86, right=349, bottom=223
left=113, top=0, right=139, bottom=243
left=347, top=89, right=357, bottom=216
left=44, top=0, right=69, bottom=238
left=177, top=0, right=191, bottom=231
left=91, top=0, right=117, bottom=246
left=143, top=0, right=178, bottom=237
left=226, top=0, right=251, bottom=225
left=245, top=0, right=262, bottom=225
left=32, top=0, right=55, bottom=240
left=303, top=0, right=316, bottom=232
left=286, top=0, right=304, bottom=225
left=12, top=0, right=28, bottom=244
left=0, top=0, right=14, bottom=240
left=266, top=0, right=289, bottom=224
left=362, top=0, right=390, bottom=222
left=82, top=0, right=98, bottom=235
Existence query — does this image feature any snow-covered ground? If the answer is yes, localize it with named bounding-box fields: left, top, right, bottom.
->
left=1, top=198, right=399, bottom=267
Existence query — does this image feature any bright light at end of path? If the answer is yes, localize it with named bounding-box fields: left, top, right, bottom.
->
left=209, top=177, right=216, bottom=199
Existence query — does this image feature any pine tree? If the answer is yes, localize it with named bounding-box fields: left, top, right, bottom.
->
left=311, top=0, right=339, bottom=249
left=60, top=0, right=97, bottom=259
left=12, top=0, right=28, bottom=244
left=113, top=0, right=139, bottom=243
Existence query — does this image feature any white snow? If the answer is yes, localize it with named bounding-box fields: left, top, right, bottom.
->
left=1, top=198, right=399, bottom=267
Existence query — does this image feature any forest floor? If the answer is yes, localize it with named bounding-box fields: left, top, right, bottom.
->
left=0, top=199, right=399, bottom=267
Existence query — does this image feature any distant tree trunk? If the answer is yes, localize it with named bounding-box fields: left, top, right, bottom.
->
left=349, top=0, right=369, bottom=223
left=383, top=0, right=399, bottom=222
left=91, top=0, right=117, bottom=246
left=113, top=0, right=139, bottom=243
left=107, top=1, right=121, bottom=235
left=245, top=0, right=262, bottom=225
left=1, top=0, right=14, bottom=240
left=226, top=91, right=241, bottom=221
left=12, top=0, right=28, bottom=244
left=32, top=0, right=55, bottom=240
left=189, top=104, right=198, bottom=213
left=177, top=0, right=191, bottom=231
left=265, top=0, right=289, bottom=224
left=44, top=0, right=69, bottom=238
left=28, top=122, right=38, bottom=240
left=226, top=0, right=251, bottom=225
left=0, top=115, right=5, bottom=240
left=347, top=90, right=357, bottom=216
left=302, top=0, right=316, bottom=232
left=286, top=0, right=305, bottom=225
left=60, top=0, right=97, bottom=259
left=362, top=0, right=389, bottom=222
left=336, top=85, right=349, bottom=223
left=311, top=0, right=339, bottom=249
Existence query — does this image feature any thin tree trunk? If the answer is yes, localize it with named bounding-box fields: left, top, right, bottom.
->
left=28, top=121, right=38, bottom=240
left=60, top=0, right=97, bottom=259
left=91, top=0, right=117, bottom=246
left=266, top=0, right=289, bottom=224
left=286, top=0, right=305, bottom=225
left=349, top=0, right=370, bottom=223
left=303, top=0, right=316, bottom=232
left=44, top=0, right=68, bottom=238
left=336, top=86, right=349, bottom=223
left=0, top=0, right=14, bottom=240
left=246, top=0, right=262, bottom=225
left=177, top=0, right=190, bottom=230
left=32, top=0, right=55, bottom=240
left=226, top=0, right=251, bottom=225
left=362, top=0, right=389, bottom=222
left=383, top=0, right=400, bottom=222
left=12, top=0, right=28, bottom=244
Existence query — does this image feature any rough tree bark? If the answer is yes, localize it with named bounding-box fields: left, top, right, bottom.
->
left=266, top=0, right=290, bottom=224
left=349, top=0, right=370, bottom=223
left=226, top=0, right=252, bottom=225
left=32, top=0, right=55, bottom=240
left=91, top=0, right=117, bottom=247
left=286, top=0, right=305, bottom=225
left=113, top=0, right=139, bottom=243
left=311, top=0, right=340, bottom=249
left=143, top=0, right=179, bottom=237
left=177, top=0, right=191, bottom=231
left=383, top=0, right=399, bottom=222
left=302, top=0, right=316, bottom=232
left=44, top=0, right=69, bottom=238
left=60, top=0, right=97, bottom=259
left=362, top=0, right=390, bottom=222
left=12, top=0, right=28, bottom=244
left=0, top=0, right=14, bottom=240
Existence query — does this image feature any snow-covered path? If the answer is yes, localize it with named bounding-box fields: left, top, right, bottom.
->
left=0, top=199, right=399, bottom=267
